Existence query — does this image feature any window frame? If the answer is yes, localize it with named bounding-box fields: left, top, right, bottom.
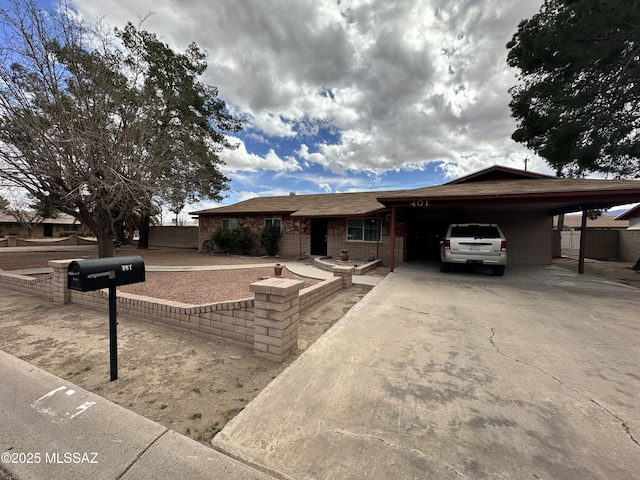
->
left=346, top=217, right=381, bottom=242
left=264, top=218, right=282, bottom=231
left=222, top=218, right=238, bottom=231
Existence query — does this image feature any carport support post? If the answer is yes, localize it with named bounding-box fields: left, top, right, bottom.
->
left=579, top=209, right=588, bottom=274
left=390, top=204, right=396, bottom=272
left=108, top=286, right=118, bottom=381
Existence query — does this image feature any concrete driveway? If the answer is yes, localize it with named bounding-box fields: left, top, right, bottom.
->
left=213, top=263, right=640, bottom=479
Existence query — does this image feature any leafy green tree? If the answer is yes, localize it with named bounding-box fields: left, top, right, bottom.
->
left=0, top=0, right=241, bottom=257
left=507, top=0, right=640, bottom=178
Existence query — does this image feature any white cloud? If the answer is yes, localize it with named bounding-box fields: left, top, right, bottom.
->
left=220, top=137, right=301, bottom=173
left=71, top=0, right=547, bottom=182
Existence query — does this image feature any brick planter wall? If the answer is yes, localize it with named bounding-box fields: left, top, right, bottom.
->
left=0, top=260, right=354, bottom=361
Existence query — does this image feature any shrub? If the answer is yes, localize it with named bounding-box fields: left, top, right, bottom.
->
left=260, top=224, right=281, bottom=256
left=212, top=227, right=255, bottom=254
left=212, top=228, right=233, bottom=252
left=232, top=227, right=254, bottom=254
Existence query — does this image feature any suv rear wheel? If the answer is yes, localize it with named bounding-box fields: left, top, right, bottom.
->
left=492, top=265, right=505, bottom=276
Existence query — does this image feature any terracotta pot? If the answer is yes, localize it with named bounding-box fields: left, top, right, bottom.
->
left=340, top=252, right=349, bottom=261
left=274, top=264, right=283, bottom=276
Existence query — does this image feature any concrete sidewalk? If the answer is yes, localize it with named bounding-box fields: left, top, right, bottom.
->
left=0, top=349, right=276, bottom=480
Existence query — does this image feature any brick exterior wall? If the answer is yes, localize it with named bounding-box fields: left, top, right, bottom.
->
left=619, top=230, right=640, bottom=262
left=198, top=213, right=399, bottom=266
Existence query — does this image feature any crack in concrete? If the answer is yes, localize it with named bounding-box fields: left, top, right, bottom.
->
left=328, top=429, right=468, bottom=478
left=397, top=305, right=639, bottom=449
left=489, top=328, right=640, bottom=449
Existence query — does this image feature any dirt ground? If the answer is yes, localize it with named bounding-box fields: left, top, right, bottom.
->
left=551, top=256, right=640, bottom=287
left=0, top=248, right=372, bottom=448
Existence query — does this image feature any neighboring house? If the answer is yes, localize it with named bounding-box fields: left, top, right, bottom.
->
left=191, top=166, right=640, bottom=270
left=615, top=204, right=640, bottom=230
left=554, top=215, right=629, bottom=230
left=0, top=212, right=81, bottom=238
left=615, top=205, right=640, bottom=262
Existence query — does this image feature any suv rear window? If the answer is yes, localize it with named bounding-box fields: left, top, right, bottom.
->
left=450, top=225, right=501, bottom=238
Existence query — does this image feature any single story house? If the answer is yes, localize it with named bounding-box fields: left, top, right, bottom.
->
left=191, top=166, right=640, bottom=272
left=0, top=212, right=81, bottom=238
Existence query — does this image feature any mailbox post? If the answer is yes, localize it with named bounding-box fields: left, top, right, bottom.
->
left=68, top=256, right=145, bottom=381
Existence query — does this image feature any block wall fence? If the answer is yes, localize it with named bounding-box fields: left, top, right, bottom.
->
left=0, top=260, right=355, bottom=363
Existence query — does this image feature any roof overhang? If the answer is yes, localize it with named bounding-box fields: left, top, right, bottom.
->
left=377, top=178, right=640, bottom=216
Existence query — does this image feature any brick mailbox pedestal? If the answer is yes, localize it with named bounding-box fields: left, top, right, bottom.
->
left=250, top=277, right=304, bottom=363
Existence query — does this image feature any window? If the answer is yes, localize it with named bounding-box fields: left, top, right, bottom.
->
left=264, top=218, right=282, bottom=230
left=347, top=218, right=381, bottom=242
left=222, top=218, right=237, bottom=230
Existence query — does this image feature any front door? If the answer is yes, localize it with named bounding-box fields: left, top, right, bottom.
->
left=310, top=219, right=328, bottom=256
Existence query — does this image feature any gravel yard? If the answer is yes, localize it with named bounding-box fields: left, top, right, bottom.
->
left=0, top=247, right=319, bottom=304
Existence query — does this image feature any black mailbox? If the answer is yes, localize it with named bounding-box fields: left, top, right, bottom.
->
left=68, top=256, right=145, bottom=292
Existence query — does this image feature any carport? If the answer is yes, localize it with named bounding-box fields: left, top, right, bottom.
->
left=377, top=166, right=640, bottom=272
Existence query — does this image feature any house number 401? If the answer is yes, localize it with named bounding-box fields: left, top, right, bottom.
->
left=410, top=200, right=428, bottom=207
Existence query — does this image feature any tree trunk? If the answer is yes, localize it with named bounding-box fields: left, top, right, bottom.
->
left=96, top=228, right=114, bottom=257
left=137, top=213, right=150, bottom=249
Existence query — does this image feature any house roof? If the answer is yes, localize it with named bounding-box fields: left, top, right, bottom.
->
left=0, top=212, right=79, bottom=225
left=446, top=165, right=554, bottom=184
left=554, top=215, right=629, bottom=229
left=191, top=190, right=404, bottom=218
left=192, top=166, right=640, bottom=218
left=377, top=177, right=640, bottom=214
left=615, top=204, right=640, bottom=220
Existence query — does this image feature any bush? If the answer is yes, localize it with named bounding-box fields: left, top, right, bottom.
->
left=232, top=227, right=254, bottom=254
left=260, top=224, right=281, bottom=256
left=212, top=228, right=233, bottom=252
left=212, top=227, right=255, bottom=254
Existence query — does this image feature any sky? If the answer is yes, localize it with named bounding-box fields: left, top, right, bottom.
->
left=56, top=0, right=552, bottom=215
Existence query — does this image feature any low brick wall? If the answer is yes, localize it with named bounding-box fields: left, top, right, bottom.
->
left=0, top=271, right=53, bottom=298
left=1, top=236, right=96, bottom=248
left=0, top=261, right=354, bottom=360
left=70, top=289, right=255, bottom=349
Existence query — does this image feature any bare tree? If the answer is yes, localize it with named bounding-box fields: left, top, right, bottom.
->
left=0, top=0, right=241, bottom=256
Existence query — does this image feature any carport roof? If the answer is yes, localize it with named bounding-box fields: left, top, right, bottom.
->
left=377, top=176, right=640, bottom=214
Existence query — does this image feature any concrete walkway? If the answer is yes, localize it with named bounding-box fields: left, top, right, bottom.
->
left=212, top=262, right=640, bottom=479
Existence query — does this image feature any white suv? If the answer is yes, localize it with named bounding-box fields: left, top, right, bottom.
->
left=440, top=223, right=507, bottom=276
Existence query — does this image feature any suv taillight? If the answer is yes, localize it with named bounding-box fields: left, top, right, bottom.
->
left=500, top=240, right=507, bottom=252
left=443, top=239, right=451, bottom=250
